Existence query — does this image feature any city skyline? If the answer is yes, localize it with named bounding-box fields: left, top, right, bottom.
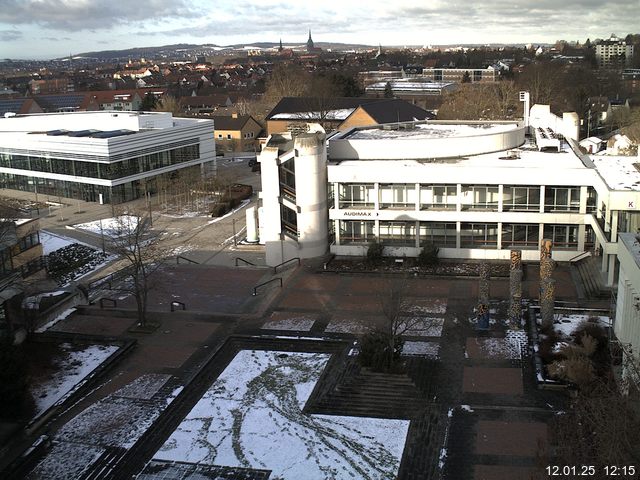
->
left=1, top=0, right=639, bottom=60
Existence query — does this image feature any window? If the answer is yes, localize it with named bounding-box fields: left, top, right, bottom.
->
left=338, top=184, right=374, bottom=209
left=378, top=221, right=415, bottom=246
left=217, top=134, right=223, bottom=139
left=226, top=134, right=232, bottom=140
left=419, top=222, right=456, bottom=247
left=18, top=232, right=40, bottom=252
left=460, top=223, right=498, bottom=248
left=503, top=186, right=540, bottom=211
left=544, top=186, right=580, bottom=212
left=379, top=184, right=416, bottom=209
left=339, top=220, right=375, bottom=244
left=461, top=185, right=499, bottom=211
left=279, top=158, right=296, bottom=201
left=420, top=184, right=457, bottom=210
left=586, top=187, right=597, bottom=213
left=543, top=224, right=579, bottom=249
left=280, top=205, right=298, bottom=238
left=502, top=224, right=539, bottom=249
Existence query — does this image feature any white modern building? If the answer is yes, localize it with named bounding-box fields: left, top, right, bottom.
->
left=256, top=108, right=640, bottom=288
left=0, top=111, right=215, bottom=204
left=595, top=34, right=634, bottom=68
left=615, top=232, right=640, bottom=391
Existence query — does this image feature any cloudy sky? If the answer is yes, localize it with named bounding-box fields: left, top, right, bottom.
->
left=0, top=0, right=638, bottom=59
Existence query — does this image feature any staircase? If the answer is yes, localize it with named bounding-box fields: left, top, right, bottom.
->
left=309, top=363, right=426, bottom=419
left=572, top=255, right=609, bottom=299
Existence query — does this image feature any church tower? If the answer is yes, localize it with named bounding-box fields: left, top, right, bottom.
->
left=279, top=38, right=283, bottom=52
left=306, top=30, right=315, bottom=52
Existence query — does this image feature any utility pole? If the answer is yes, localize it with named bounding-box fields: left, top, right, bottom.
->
left=232, top=218, right=237, bottom=246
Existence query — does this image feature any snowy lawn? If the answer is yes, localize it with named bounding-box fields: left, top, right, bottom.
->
left=154, top=350, right=410, bottom=480
left=325, top=319, right=368, bottom=334
left=402, top=298, right=447, bottom=315
left=261, top=312, right=318, bottom=331
left=56, top=374, right=175, bottom=449
left=468, top=330, right=527, bottom=360
left=548, top=314, right=611, bottom=339
left=71, top=215, right=139, bottom=238
left=39, top=231, right=81, bottom=255
left=26, top=442, right=104, bottom=480
left=29, top=343, right=119, bottom=418
left=396, top=317, right=444, bottom=337
left=401, top=341, right=440, bottom=359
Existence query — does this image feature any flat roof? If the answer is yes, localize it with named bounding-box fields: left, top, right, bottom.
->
left=591, top=155, right=640, bottom=191
left=344, top=122, right=520, bottom=140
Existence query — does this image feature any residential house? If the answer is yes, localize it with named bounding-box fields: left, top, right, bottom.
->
left=337, top=99, right=435, bottom=131
left=214, top=114, right=263, bottom=153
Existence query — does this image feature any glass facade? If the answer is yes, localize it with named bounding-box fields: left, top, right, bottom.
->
left=379, top=184, right=416, bottom=209
left=543, top=224, right=579, bottom=249
left=339, top=220, right=375, bottom=244
left=461, top=185, right=500, bottom=211
left=503, top=186, right=541, bottom=211
left=338, top=184, right=374, bottom=209
left=419, top=222, right=457, bottom=247
left=501, top=224, right=539, bottom=248
left=460, top=223, right=498, bottom=248
left=544, top=186, right=580, bottom=212
left=0, top=144, right=202, bottom=204
left=420, top=184, right=457, bottom=210
left=378, top=221, right=416, bottom=245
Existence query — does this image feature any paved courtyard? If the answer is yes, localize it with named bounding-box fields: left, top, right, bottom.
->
left=11, top=259, right=581, bottom=479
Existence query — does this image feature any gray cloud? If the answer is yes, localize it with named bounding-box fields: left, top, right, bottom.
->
left=0, top=0, right=201, bottom=31
left=0, top=29, right=22, bottom=41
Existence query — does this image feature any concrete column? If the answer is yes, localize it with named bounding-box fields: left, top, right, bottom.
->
left=579, top=186, right=588, bottom=214
left=333, top=182, right=339, bottom=210
left=456, top=184, right=462, bottom=212
left=374, top=182, right=380, bottom=210
left=608, top=254, right=616, bottom=287
left=611, top=211, right=619, bottom=243
left=539, top=185, right=546, bottom=213
left=497, top=222, right=502, bottom=250
left=334, top=219, right=341, bottom=245
left=456, top=221, right=461, bottom=249
left=415, top=183, right=420, bottom=212
left=498, top=184, right=504, bottom=212
left=245, top=206, right=258, bottom=243
left=577, top=224, right=586, bottom=251
left=415, top=220, right=420, bottom=248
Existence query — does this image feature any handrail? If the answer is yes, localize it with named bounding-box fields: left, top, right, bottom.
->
left=273, top=257, right=300, bottom=274
left=176, top=255, right=199, bottom=265
left=235, top=257, right=256, bottom=267
left=253, top=277, right=283, bottom=296
left=569, top=251, right=592, bottom=263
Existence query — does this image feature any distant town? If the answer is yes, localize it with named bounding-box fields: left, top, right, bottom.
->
left=1, top=26, right=640, bottom=480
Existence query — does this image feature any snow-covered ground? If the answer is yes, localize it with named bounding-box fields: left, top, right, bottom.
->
left=402, top=298, right=447, bottom=315
left=29, top=374, right=179, bottom=478
left=550, top=313, right=611, bottom=339
left=325, top=319, right=369, bottom=334
left=30, top=343, right=119, bottom=418
left=402, top=341, right=440, bottom=358
left=154, top=350, right=410, bottom=479
left=262, top=313, right=317, bottom=331
left=468, top=329, right=526, bottom=360
left=71, top=215, right=139, bottom=238
left=34, top=307, right=76, bottom=333
left=39, top=231, right=80, bottom=255
left=397, top=317, right=444, bottom=337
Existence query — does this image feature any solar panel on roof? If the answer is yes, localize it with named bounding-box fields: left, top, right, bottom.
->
left=36, top=94, right=85, bottom=111
left=90, top=129, right=136, bottom=139
left=66, top=129, right=99, bottom=137
left=0, top=99, right=25, bottom=116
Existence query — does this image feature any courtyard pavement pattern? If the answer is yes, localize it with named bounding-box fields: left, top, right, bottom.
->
left=17, top=258, right=583, bottom=479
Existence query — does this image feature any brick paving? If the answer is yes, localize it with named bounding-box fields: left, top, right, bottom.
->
left=14, top=261, right=584, bottom=480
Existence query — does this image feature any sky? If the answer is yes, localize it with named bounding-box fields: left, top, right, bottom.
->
left=0, top=0, right=638, bottom=60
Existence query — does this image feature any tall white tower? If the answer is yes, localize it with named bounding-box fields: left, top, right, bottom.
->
left=257, top=127, right=328, bottom=266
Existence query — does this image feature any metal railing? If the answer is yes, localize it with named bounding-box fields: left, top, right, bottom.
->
left=569, top=251, right=592, bottom=263
left=235, top=257, right=256, bottom=267
left=273, top=257, right=300, bottom=274
left=176, top=255, right=199, bottom=265
left=253, top=277, right=282, bottom=296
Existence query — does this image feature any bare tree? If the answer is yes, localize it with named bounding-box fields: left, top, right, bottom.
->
left=359, top=278, right=439, bottom=372
left=438, top=82, right=519, bottom=121
left=153, top=94, right=182, bottom=116
left=108, top=211, right=167, bottom=327
left=265, top=64, right=310, bottom=103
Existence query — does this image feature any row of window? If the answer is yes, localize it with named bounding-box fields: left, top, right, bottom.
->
left=0, top=144, right=200, bottom=181
left=335, top=183, right=595, bottom=213
left=337, top=220, right=591, bottom=250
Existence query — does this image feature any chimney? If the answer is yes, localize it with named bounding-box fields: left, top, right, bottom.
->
left=232, top=112, right=238, bottom=119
